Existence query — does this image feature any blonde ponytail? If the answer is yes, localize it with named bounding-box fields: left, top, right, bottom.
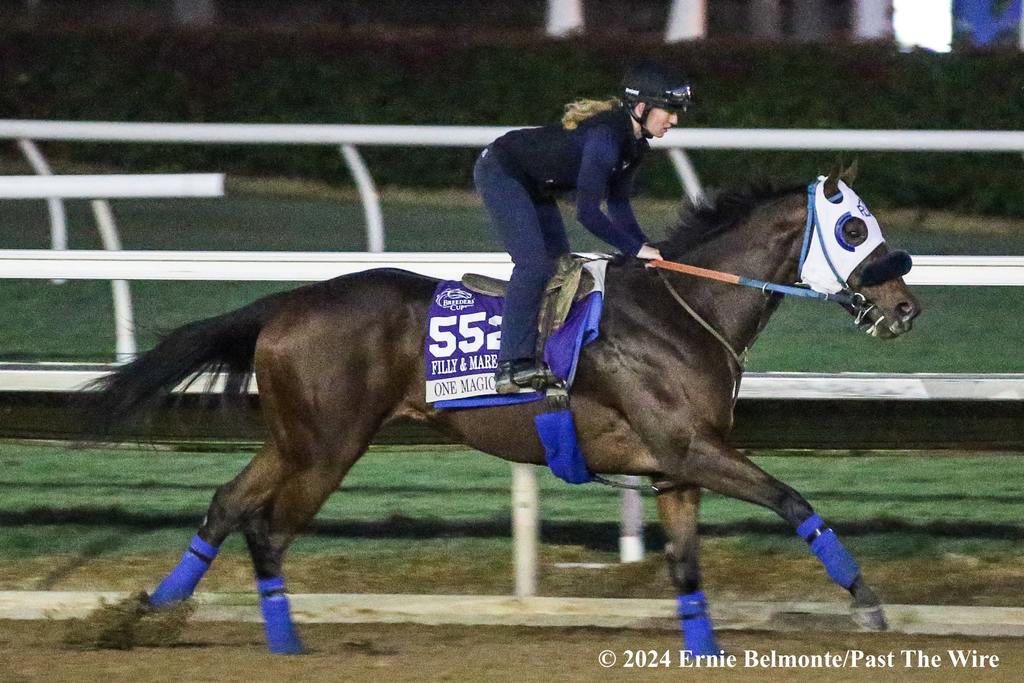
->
left=561, top=98, right=621, bottom=130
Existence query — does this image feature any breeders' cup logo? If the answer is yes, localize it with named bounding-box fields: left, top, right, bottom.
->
left=435, top=287, right=476, bottom=311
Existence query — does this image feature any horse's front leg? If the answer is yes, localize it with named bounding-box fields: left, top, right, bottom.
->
left=664, top=435, right=887, bottom=631
left=656, top=486, right=721, bottom=656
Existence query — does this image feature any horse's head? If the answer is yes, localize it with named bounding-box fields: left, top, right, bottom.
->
left=799, top=166, right=921, bottom=339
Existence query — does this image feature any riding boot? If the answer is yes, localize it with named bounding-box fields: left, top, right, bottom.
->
left=495, top=358, right=558, bottom=394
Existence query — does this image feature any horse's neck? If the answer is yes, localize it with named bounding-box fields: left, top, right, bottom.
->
left=669, top=195, right=807, bottom=351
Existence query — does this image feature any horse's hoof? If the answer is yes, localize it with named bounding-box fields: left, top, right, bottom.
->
left=853, top=604, right=888, bottom=631
left=139, top=591, right=158, bottom=610
left=268, top=639, right=306, bottom=655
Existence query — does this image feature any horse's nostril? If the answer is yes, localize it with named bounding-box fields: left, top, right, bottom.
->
left=895, top=301, right=917, bottom=322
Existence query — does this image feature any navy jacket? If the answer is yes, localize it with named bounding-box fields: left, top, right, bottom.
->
left=489, top=106, right=650, bottom=255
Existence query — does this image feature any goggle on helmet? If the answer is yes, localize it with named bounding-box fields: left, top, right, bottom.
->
left=623, top=84, right=693, bottom=112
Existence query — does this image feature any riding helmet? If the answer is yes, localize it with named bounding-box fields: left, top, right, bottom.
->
left=621, top=62, right=693, bottom=112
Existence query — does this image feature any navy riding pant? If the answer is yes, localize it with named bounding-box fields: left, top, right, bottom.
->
left=473, top=148, right=570, bottom=362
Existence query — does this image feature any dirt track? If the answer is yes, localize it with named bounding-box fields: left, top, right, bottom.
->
left=2, top=620, right=1021, bottom=683
left=4, top=548, right=1024, bottom=607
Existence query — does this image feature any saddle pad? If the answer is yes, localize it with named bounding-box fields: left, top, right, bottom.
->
left=425, top=261, right=606, bottom=408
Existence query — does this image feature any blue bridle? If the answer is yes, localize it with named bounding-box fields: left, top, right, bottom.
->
left=797, top=181, right=859, bottom=298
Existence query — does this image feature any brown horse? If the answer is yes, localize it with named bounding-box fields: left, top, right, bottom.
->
left=87, top=169, right=920, bottom=654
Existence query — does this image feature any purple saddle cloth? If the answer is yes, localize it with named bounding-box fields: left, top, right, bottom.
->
left=424, top=281, right=603, bottom=409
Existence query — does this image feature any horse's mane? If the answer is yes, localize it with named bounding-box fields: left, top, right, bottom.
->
left=659, top=182, right=804, bottom=259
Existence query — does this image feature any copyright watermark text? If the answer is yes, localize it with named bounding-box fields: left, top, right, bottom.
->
left=597, top=648, right=1000, bottom=670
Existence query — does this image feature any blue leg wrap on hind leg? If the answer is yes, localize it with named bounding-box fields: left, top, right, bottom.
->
left=678, top=591, right=719, bottom=656
left=149, top=534, right=219, bottom=607
left=258, top=576, right=304, bottom=655
left=797, top=514, right=860, bottom=589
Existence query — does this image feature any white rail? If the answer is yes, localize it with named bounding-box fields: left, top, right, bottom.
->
left=4, top=121, right=1023, bottom=249
left=0, top=173, right=224, bottom=199
left=16, top=140, right=67, bottom=258
left=6, top=364, right=1021, bottom=401
left=2, top=250, right=1020, bottom=286
left=2, top=120, right=1023, bottom=151
left=1, top=175, right=226, bottom=360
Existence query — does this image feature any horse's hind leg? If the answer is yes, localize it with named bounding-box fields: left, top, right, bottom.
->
left=656, top=486, right=720, bottom=656
left=147, top=443, right=285, bottom=607
left=679, top=436, right=886, bottom=631
left=235, top=284, right=421, bottom=653
left=240, top=438, right=373, bottom=654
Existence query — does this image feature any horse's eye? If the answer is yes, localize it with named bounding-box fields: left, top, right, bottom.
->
left=842, top=218, right=867, bottom=246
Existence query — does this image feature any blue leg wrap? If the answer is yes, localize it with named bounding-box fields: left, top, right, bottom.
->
left=533, top=409, right=592, bottom=484
left=149, top=534, right=219, bottom=607
left=677, top=591, right=719, bottom=656
left=258, top=576, right=304, bottom=655
left=797, top=514, right=860, bottom=589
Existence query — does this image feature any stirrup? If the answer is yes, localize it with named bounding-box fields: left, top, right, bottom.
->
left=494, top=360, right=560, bottom=394
left=518, top=365, right=562, bottom=392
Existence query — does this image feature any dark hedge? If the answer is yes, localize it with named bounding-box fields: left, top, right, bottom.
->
left=1, top=26, right=1022, bottom=214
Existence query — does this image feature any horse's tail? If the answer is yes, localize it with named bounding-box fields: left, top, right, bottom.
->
left=82, top=296, right=278, bottom=441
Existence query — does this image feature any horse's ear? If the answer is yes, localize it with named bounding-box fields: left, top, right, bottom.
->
left=841, top=159, right=859, bottom=187
left=822, top=165, right=841, bottom=197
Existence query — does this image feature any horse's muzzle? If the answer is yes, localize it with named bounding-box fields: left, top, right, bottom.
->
left=856, top=296, right=919, bottom=338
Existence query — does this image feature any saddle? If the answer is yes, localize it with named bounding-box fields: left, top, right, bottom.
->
left=462, top=254, right=600, bottom=336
